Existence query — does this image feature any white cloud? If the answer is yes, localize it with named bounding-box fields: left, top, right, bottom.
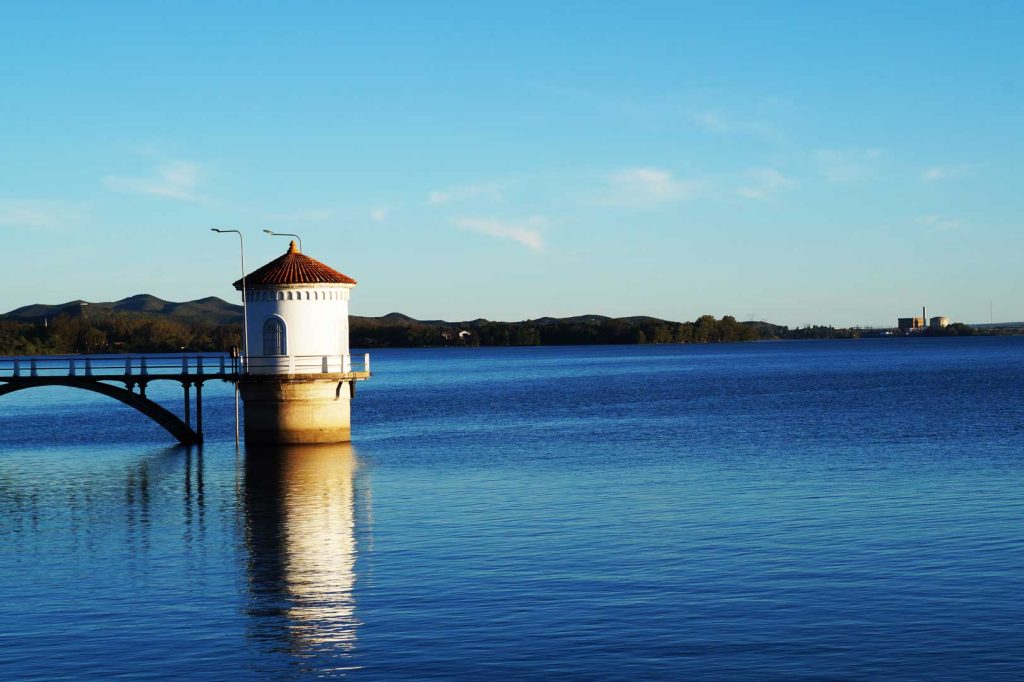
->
left=370, top=207, right=389, bottom=223
left=427, top=182, right=503, bottom=206
left=103, top=160, right=204, bottom=202
left=605, top=167, right=704, bottom=207
left=684, top=107, right=782, bottom=142
left=737, top=167, right=797, bottom=199
left=0, top=199, right=87, bottom=230
left=922, top=164, right=972, bottom=182
left=454, top=216, right=547, bottom=252
left=815, top=148, right=885, bottom=182
left=688, top=109, right=733, bottom=133
left=916, top=214, right=961, bottom=231
left=266, top=209, right=333, bottom=223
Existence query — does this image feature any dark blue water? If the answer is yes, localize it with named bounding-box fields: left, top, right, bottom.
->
left=2, top=339, right=1023, bottom=679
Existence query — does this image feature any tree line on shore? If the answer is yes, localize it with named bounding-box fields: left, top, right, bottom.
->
left=357, top=314, right=766, bottom=348
left=0, top=314, right=243, bottom=355
left=0, top=310, right=987, bottom=356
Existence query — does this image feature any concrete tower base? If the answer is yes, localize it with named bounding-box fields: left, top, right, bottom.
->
left=239, top=376, right=353, bottom=444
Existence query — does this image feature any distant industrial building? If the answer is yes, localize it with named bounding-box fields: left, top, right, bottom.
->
left=897, top=307, right=950, bottom=334
left=897, top=317, right=924, bottom=333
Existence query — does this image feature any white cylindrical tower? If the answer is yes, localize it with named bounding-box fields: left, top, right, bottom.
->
left=235, top=240, right=357, bottom=373
left=234, top=241, right=369, bottom=444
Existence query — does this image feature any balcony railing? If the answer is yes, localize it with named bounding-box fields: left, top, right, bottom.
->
left=244, top=353, right=370, bottom=375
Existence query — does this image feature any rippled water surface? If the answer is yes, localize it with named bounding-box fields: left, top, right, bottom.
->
left=2, top=339, right=1023, bottom=679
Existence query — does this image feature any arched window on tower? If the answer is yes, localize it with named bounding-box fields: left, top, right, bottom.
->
left=262, top=317, right=286, bottom=356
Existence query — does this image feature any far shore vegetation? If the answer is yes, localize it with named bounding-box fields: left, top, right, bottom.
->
left=0, top=293, right=996, bottom=356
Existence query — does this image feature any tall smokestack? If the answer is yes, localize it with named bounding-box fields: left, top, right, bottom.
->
left=922, top=306, right=926, bottom=329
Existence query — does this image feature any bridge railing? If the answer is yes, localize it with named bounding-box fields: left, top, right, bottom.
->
left=0, top=353, right=239, bottom=378
left=0, top=353, right=371, bottom=379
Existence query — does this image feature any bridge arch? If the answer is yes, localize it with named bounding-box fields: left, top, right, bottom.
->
left=0, top=378, right=200, bottom=446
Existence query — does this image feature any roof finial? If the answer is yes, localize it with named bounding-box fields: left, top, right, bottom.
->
left=288, top=240, right=299, bottom=254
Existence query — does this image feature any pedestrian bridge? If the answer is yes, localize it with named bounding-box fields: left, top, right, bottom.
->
left=0, top=353, right=371, bottom=446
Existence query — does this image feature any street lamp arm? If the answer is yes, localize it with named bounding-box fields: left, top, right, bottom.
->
left=211, top=228, right=249, bottom=371
left=262, top=229, right=303, bottom=253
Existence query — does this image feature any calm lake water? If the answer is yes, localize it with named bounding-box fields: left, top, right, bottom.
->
left=2, top=339, right=1023, bottom=680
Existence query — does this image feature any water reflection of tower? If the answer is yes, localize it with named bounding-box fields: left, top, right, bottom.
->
left=243, top=444, right=363, bottom=664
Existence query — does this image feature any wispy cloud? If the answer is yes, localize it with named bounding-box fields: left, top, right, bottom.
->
left=370, top=207, right=389, bottom=223
left=916, top=214, right=961, bottom=231
left=737, top=167, right=797, bottom=199
left=0, top=199, right=87, bottom=230
left=922, top=163, right=973, bottom=182
left=684, top=107, right=782, bottom=142
left=265, top=209, right=333, bottom=223
left=427, top=182, right=503, bottom=206
left=605, top=167, right=705, bottom=207
left=103, top=160, right=204, bottom=202
left=454, top=216, right=547, bottom=252
left=688, top=109, right=733, bottom=133
left=815, top=148, right=885, bottom=182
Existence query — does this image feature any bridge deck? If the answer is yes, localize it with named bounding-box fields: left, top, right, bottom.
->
left=0, top=352, right=371, bottom=382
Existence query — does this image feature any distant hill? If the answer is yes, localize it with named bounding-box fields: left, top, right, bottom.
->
left=532, top=314, right=611, bottom=325
left=970, top=322, right=1024, bottom=330
left=378, top=312, right=417, bottom=323
left=2, top=294, right=244, bottom=326
left=2, top=295, right=680, bottom=330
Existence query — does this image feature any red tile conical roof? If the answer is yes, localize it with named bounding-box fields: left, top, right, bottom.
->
left=233, top=241, right=356, bottom=289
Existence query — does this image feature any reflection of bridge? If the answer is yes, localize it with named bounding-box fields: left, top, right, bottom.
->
left=0, top=353, right=371, bottom=445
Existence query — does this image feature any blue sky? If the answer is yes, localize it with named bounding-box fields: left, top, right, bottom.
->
left=1, top=1, right=1021, bottom=326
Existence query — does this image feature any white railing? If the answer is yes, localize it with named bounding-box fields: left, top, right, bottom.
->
left=244, top=353, right=370, bottom=376
left=0, top=352, right=370, bottom=379
left=0, top=353, right=236, bottom=378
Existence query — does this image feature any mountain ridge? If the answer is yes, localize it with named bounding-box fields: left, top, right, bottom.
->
left=2, top=294, right=244, bottom=326
left=1, top=295, right=683, bottom=328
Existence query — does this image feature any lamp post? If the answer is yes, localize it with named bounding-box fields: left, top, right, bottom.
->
left=262, top=229, right=303, bottom=252
left=211, top=229, right=249, bottom=371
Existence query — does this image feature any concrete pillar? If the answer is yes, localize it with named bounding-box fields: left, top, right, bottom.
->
left=184, top=382, right=191, bottom=430
left=195, top=382, right=204, bottom=442
left=239, top=376, right=352, bottom=444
